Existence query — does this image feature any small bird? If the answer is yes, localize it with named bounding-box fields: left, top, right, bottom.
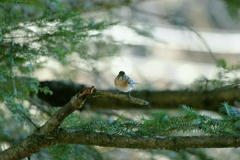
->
left=114, top=71, right=138, bottom=98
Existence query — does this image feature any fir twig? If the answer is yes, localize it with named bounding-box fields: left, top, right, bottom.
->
left=20, top=111, right=39, bottom=129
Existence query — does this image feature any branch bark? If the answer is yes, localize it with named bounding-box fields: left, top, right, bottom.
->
left=94, top=90, right=150, bottom=107
left=2, top=129, right=240, bottom=160
left=55, top=130, right=240, bottom=150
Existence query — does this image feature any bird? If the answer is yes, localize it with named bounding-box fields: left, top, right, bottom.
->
left=114, top=71, right=138, bottom=98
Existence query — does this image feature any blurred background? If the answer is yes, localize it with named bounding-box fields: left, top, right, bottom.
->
left=34, top=0, right=240, bottom=91
left=1, top=0, right=240, bottom=159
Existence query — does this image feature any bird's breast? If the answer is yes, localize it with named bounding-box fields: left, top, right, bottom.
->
left=114, top=78, right=129, bottom=87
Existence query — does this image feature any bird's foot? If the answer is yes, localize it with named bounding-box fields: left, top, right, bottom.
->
left=128, top=92, right=131, bottom=99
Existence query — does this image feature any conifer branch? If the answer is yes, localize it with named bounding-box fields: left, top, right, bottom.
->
left=55, top=130, right=240, bottom=150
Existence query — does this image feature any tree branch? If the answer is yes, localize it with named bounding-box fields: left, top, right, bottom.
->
left=55, top=130, right=240, bottom=150
left=94, top=90, right=150, bottom=107
left=39, top=86, right=95, bottom=134
left=2, top=129, right=240, bottom=160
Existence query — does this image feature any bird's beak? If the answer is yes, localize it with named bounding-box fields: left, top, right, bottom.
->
left=117, top=74, right=122, bottom=79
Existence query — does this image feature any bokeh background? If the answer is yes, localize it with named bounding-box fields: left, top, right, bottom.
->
left=34, top=0, right=240, bottom=91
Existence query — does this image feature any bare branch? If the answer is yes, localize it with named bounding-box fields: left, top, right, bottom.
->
left=39, top=86, right=95, bottom=134
left=94, top=90, right=151, bottom=107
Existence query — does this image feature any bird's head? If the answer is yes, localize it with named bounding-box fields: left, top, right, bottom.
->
left=119, top=71, right=125, bottom=76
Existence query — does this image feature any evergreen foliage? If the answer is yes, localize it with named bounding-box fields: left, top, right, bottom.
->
left=47, top=101, right=240, bottom=159
left=61, top=103, right=240, bottom=137
left=0, top=0, right=116, bottom=117
left=223, top=0, right=240, bottom=20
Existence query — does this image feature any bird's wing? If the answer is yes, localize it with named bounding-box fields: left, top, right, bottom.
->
left=126, top=76, right=138, bottom=85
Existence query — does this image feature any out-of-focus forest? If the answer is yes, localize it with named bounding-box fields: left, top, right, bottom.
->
left=0, top=0, right=240, bottom=160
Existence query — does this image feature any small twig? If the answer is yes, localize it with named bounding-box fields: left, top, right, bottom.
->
left=20, top=111, right=39, bottom=129
left=183, top=25, right=217, bottom=63
left=94, top=90, right=151, bottom=107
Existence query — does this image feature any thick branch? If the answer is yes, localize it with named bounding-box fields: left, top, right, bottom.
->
left=55, top=130, right=240, bottom=150
left=2, top=130, right=240, bottom=160
left=38, top=81, right=240, bottom=111
left=39, top=86, right=95, bottom=134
